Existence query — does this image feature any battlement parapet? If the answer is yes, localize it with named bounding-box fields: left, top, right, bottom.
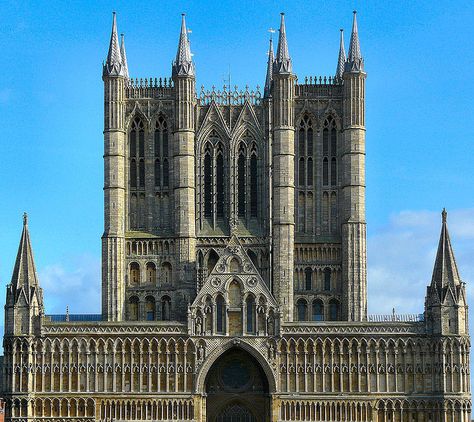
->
left=125, top=77, right=174, bottom=99
left=295, top=75, right=343, bottom=98
left=198, top=85, right=262, bottom=106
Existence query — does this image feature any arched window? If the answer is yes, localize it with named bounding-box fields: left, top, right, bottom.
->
left=207, top=250, right=219, bottom=274
left=323, top=128, right=329, bottom=156
left=129, top=119, right=145, bottom=191
left=307, top=128, right=313, bottom=156
left=145, top=296, right=155, bottom=321
left=128, top=296, right=139, bottom=321
left=297, top=115, right=313, bottom=189
left=154, top=116, right=169, bottom=190
left=146, top=262, right=156, bottom=284
left=305, top=267, right=312, bottom=291
left=161, top=296, right=171, bottom=321
left=312, top=300, right=324, bottom=321
left=129, top=262, right=140, bottom=285
left=161, top=262, right=172, bottom=284
left=324, top=267, right=331, bottom=291
left=297, top=299, right=307, bottom=321
left=204, top=149, right=212, bottom=218
left=329, top=299, right=339, bottom=321
left=216, top=295, right=225, bottom=334
left=299, top=127, right=305, bottom=156
left=216, top=151, right=224, bottom=217
left=246, top=296, right=255, bottom=333
left=237, top=148, right=246, bottom=217
left=250, top=153, right=258, bottom=217
left=330, top=126, right=337, bottom=156
left=229, top=258, right=241, bottom=273
left=323, top=158, right=329, bottom=186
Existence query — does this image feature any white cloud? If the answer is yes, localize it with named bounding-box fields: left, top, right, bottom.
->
left=368, top=209, right=474, bottom=321
left=39, top=254, right=101, bottom=315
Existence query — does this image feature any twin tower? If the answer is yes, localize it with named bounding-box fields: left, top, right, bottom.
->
left=101, top=11, right=367, bottom=325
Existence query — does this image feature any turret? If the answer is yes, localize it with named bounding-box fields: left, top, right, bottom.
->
left=120, top=33, right=129, bottom=80
left=172, top=14, right=197, bottom=315
left=272, top=13, right=295, bottom=321
left=336, top=29, right=346, bottom=80
left=341, top=11, right=367, bottom=321
left=264, top=36, right=274, bottom=98
left=425, top=210, right=468, bottom=335
left=102, top=12, right=127, bottom=321
left=4, top=214, right=44, bottom=337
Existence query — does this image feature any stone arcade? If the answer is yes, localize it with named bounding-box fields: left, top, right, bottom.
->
left=1, top=11, right=471, bottom=422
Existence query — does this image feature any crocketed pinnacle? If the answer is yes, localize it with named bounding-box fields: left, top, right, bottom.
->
left=336, top=29, right=346, bottom=79
left=120, top=33, right=129, bottom=79
left=264, top=36, right=274, bottom=97
left=345, top=11, right=364, bottom=72
left=430, top=209, right=462, bottom=294
left=173, top=14, right=194, bottom=77
left=273, top=13, right=292, bottom=74
left=10, top=213, right=42, bottom=305
left=103, top=12, right=125, bottom=77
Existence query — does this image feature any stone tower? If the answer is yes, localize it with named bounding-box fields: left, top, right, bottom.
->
left=341, top=11, right=367, bottom=321
left=271, top=13, right=296, bottom=321
left=102, top=12, right=127, bottom=321
left=172, top=14, right=197, bottom=307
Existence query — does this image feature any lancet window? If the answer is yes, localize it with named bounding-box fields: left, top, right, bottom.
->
left=312, top=299, right=324, bottom=321
left=297, top=299, right=308, bottom=321
left=129, top=118, right=145, bottom=189
left=202, top=130, right=227, bottom=226
left=235, top=135, right=259, bottom=223
left=154, top=115, right=169, bottom=189
left=296, top=115, right=314, bottom=234
left=322, top=116, right=338, bottom=234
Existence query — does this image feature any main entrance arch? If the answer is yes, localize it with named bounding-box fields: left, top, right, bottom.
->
left=205, top=348, right=270, bottom=422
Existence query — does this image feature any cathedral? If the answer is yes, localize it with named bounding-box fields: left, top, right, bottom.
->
left=1, top=10, right=471, bottom=422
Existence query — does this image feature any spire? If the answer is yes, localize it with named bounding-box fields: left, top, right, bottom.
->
left=273, top=13, right=292, bottom=74
left=173, top=14, right=194, bottom=77
left=103, top=12, right=125, bottom=77
left=120, top=33, right=129, bottom=79
left=264, top=36, right=274, bottom=97
left=430, top=209, right=462, bottom=294
left=10, top=213, right=42, bottom=304
left=336, top=29, right=346, bottom=80
left=345, top=11, right=364, bottom=72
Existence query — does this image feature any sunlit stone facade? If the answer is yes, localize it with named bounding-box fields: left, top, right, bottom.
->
left=1, top=11, right=471, bottom=422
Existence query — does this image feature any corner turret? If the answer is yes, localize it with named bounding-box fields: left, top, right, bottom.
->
left=264, top=36, right=274, bottom=98
left=103, top=12, right=125, bottom=77
left=345, top=10, right=363, bottom=72
left=172, top=14, right=194, bottom=77
left=120, top=33, right=129, bottom=79
left=425, top=209, right=468, bottom=335
left=4, top=214, right=44, bottom=336
left=336, top=29, right=346, bottom=80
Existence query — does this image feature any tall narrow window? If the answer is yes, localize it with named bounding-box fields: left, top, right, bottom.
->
left=216, top=152, right=224, bottom=217
left=204, top=151, right=212, bottom=218
left=297, top=299, right=307, bottom=321
left=307, top=157, right=313, bottom=186
left=130, top=160, right=137, bottom=188
left=324, top=267, right=331, bottom=291
left=216, top=296, right=225, bottom=333
left=305, top=267, right=312, bottom=291
left=323, top=158, right=329, bottom=186
left=163, top=159, right=169, bottom=187
left=139, top=160, right=145, bottom=187
left=161, top=296, right=171, bottom=321
left=145, top=296, right=155, bottom=321
left=330, top=127, right=337, bottom=156
left=307, top=128, right=313, bottom=156
left=154, top=116, right=169, bottom=190
left=299, top=128, right=305, bottom=157
left=162, top=127, right=168, bottom=157
left=329, top=299, right=339, bottom=321
left=323, top=128, right=329, bottom=156
left=130, top=130, right=137, bottom=158
left=250, top=154, right=258, bottom=217
left=129, top=297, right=139, bottom=321
left=299, top=158, right=305, bottom=186
left=154, top=159, right=161, bottom=187
left=312, top=300, right=324, bottom=321
left=331, top=158, right=337, bottom=186
left=246, top=296, right=255, bottom=333
left=238, top=150, right=246, bottom=217
left=138, top=130, right=144, bottom=157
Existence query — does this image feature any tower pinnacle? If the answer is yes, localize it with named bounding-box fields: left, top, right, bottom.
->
left=264, top=35, right=274, bottom=97
left=336, top=29, right=346, bottom=80
left=120, top=33, right=129, bottom=79
left=430, top=209, right=462, bottom=294
left=345, top=11, right=364, bottom=72
left=273, top=13, right=292, bottom=74
left=103, top=12, right=125, bottom=77
left=173, top=14, right=194, bottom=77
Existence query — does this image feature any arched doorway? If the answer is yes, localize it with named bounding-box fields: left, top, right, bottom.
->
left=205, top=348, right=270, bottom=422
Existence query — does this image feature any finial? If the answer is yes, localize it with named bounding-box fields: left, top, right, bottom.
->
left=23, top=212, right=28, bottom=226
left=442, top=208, right=447, bottom=223
left=353, top=10, right=357, bottom=15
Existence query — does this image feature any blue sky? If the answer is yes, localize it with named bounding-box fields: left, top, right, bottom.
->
left=0, top=0, right=473, bottom=325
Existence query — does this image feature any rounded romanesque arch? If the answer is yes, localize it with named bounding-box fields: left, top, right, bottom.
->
left=201, top=344, right=272, bottom=422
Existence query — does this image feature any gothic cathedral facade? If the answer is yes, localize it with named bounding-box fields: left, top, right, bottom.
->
left=2, top=11, right=471, bottom=422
